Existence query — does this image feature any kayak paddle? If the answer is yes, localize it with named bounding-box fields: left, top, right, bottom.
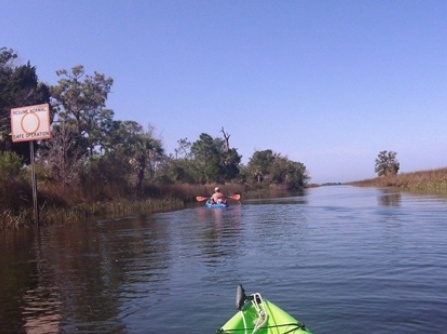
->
left=229, top=193, right=241, bottom=201
left=195, top=193, right=241, bottom=202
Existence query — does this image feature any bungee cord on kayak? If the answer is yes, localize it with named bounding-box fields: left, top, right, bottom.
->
left=216, top=285, right=313, bottom=334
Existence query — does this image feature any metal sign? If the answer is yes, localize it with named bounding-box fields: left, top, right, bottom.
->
left=10, top=103, right=51, bottom=142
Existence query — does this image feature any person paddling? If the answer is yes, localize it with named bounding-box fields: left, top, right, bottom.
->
left=210, top=187, right=227, bottom=204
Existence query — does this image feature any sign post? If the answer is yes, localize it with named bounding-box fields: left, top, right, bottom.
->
left=10, top=103, right=51, bottom=226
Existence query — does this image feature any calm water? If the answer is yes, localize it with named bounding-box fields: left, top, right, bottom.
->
left=1, top=186, right=447, bottom=333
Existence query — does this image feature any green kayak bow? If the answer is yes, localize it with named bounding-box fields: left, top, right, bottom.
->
left=217, top=285, right=313, bottom=334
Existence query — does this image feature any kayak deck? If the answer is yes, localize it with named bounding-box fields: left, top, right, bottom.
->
left=217, top=286, right=313, bottom=334
left=217, top=299, right=312, bottom=333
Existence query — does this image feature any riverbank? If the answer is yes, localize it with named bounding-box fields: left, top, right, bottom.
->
left=347, top=167, right=447, bottom=195
left=1, top=198, right=186, bottom=230
left=0, top=183, right=246, bottom=230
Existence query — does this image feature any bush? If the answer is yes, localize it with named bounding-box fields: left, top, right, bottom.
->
left=0, top=151, right=22, bottom=182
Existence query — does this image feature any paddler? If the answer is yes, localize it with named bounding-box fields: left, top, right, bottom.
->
left=210, top=187, right=227, bottom=204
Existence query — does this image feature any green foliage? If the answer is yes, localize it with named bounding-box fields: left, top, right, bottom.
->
left=50, top=65, right=114, bottom=156
left=247, top=149, right=275, bottom=183
left=375, top=150, right=400, bottom=176
left=247, top=149, right=308, bottom=190
left=190, top=133, right=242, bottom=183
left=0, top=48, right=51, bottom=162
left=160, top=157, right=197, bottom=184
left=0, top=49, right=314, bottom=227
left=0, top=151, right=31, bottom=218
left=221, top=147, right=241, bottom=180
left=191, top=133, right=222, bottom=183
left=0, top=151, right=22, bottom=181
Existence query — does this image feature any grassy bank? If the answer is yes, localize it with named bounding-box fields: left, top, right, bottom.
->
left=348, top=167, right=447, bottom=195
left=0, top=198, right=185, bottom=229
left=0, top=183, right=246, bottom=230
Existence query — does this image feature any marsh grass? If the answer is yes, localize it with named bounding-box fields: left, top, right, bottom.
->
left=38, top=198, right=185, bottom=225
left=0, top=210, right=31, bottom=229
left=0, top=181, right=245, bottom=229
left=348, top=167, right=447, bottom=195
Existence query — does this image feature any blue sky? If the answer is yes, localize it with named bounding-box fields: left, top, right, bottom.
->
left=3, top=0, right=447, bottom=183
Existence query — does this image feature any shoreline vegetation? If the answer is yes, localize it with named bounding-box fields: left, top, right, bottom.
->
left=347, top=167, right=447, bottom=195
left=0, top=183, right=246, bottom=230
left=2, top=49, right=445, bottom=229
left=3, top=167, right=447, bottom=230
left=1, top=53, right=310, bottom=230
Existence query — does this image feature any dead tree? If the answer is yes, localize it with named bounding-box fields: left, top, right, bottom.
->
left=221, top=127, right=230, bottom=152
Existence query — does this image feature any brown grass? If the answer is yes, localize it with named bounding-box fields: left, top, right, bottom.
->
left=0, top=182, right=246, bottom=229
left=348, top=167, right=447, bottom=195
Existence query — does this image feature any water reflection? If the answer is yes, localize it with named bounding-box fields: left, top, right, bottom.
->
left=195, top=205, right=243, bottom=267
left=22, top=285, right=62, bottom=334
left=37, top=220, right=130, bottom=333
left=244, top=197, right=308, bottom=205
left=0, top=215, right=179, bottom=333
left=378, top=189, right=402, bottom=207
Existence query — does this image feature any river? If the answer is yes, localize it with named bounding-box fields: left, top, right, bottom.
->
left=0, top=185, right=446, bottom=333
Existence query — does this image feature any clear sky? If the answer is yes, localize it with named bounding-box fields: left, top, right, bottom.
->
left=3, top=0, right=447, bottom=184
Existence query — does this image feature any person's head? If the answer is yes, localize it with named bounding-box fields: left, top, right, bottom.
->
left=215, top=187, right=220, bottom=193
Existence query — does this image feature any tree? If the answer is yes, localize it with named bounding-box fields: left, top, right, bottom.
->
left=0, top=47, right=52, bottom=162
left=38, top=121, right=84, bottom=191
left=174, top=138, right=191, bottom=159
left=105, top=121, right=164, bottom=192
left=247, top=149, right=275, bottom=183
left=0, top=151, right=22, bottom=182
left=190, top=133, right=221, bottom=183
left=272, top=158, right=308, bottom=190
left=375, top=150, right=400, bottom=176
left=0, top=48, right=17, bottom=149
left=50, top=65, right=114, bottom=157
left=133, top=127, right=164, bottom=191
left=219, top=127, right=241, bottom=180
left=189, top=132, right=242, bottom=183
left=247, top=149, right=308, bottom=189
left=221, top=147, right=241, bottom=180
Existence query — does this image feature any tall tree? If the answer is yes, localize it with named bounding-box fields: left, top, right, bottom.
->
left=271, top=157, right=308, bottom=190
left=375, top=150, right=400, bottom=176
left=247, top=149, right=308, bottom=189
left=221, top=147, right=242, bottom=181
left=190, top=133, right=222, bottom=183
left=50, top=65, right=114, bottom=156
left=0, top=47, right=51, bottom=162
left=190, top=132, right=241, bottom=183
left=132, top=127, right=164, bottom=193
left=174, top=138, right=191, bottom=159
left=247, top=149, right=276, bottom=183
left=0, top=48, right=17, bottom=148
left=104, top=121, right=164, bottom=192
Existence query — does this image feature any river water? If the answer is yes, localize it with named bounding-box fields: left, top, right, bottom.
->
left=1, top=186, right=447, bottom=333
